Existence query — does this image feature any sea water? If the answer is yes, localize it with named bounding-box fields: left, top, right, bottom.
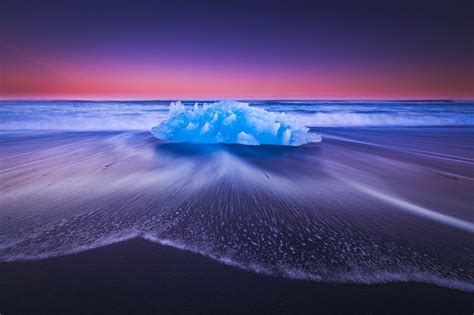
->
left=0, top=100, right=473, bottom=291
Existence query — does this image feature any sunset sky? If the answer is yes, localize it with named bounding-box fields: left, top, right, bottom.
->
left=0, top=0, right=473, bottom=100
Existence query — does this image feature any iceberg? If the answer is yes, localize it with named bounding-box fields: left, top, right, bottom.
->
left=151, top=100, right=321, bottom=146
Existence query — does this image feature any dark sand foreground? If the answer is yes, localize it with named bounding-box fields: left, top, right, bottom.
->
left=0, top=128, right=473, bottom=313
left=0, top=237, right=472, bottom=314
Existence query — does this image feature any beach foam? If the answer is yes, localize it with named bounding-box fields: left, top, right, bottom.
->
left=151, top=100, right=321, bottom=146
left=1, top=130, right=473, bottom=292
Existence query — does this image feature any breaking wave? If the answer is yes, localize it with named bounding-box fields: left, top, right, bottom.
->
left=151, top=100, right=321, bottom=146
left=302, top=112, right=474, bottom=127
left=0, top=100, right=473, bottom=131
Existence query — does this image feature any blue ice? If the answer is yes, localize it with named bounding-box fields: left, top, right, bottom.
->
left=151, top=100, right=321, bottom=146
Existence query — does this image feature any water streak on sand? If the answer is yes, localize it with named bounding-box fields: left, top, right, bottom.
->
left=0, top=127, right=473, bottom=291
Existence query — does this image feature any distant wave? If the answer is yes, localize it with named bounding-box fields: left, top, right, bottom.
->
left=151, top=100, right=321, bottom=146
left=301, top=112, right=474, bottom=127
left=0, top=101, right=170, bottom=131
left=0, top=100, right=473, bottom=131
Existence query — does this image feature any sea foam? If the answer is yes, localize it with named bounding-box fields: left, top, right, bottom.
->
left=151, top=100, right=321, bottom=146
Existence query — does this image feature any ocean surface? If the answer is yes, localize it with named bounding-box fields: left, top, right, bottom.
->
left=0, top=100, right=473, bottom=293
left=0, top=100, right=473, bottom=130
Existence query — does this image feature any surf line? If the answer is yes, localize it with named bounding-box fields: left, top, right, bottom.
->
left=342, top=178, right=474, bottom=234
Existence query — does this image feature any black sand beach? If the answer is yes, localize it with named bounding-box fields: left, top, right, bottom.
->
left=1, top=0, right=473, bottom=311
left=0, top=127, right=473, bottom=313
left=0, top=237, right=472, bottom=314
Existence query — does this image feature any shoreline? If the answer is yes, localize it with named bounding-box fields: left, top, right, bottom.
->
left=1, top=237, right=472, bottom=314
left=1, top=127, right=472, bottom=313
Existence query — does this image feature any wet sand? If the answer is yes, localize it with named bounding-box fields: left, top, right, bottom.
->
left=0, top=127, right=473, bottom=313
left=0, top=237, right=472, bottom=314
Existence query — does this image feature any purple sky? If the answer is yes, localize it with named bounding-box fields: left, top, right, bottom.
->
left=1, top=0, right=473, bottom=99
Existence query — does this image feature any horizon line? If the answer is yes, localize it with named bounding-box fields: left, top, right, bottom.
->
left=1, top=98, right=473, bottom=102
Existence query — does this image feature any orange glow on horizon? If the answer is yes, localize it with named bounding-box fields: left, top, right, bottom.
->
left=1, top=40, right=473, bottom=100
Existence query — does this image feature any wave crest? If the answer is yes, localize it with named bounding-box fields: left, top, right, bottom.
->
left=151, top=100, right=321, bottom=146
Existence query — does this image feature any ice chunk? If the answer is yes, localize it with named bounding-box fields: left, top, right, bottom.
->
left=151, top=100, right=321, bottom=146
left=169, top=101, right=185, bottom=116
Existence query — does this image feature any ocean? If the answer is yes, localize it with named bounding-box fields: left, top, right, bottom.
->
left=0, top=100, right=473, bottom=131
left=0, top=100, right=473, bottom=312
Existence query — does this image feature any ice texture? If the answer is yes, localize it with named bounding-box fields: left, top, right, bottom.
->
left=151, top=100, right=321, bottom=146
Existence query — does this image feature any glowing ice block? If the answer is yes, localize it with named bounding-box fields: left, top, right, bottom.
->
left=151, top=100, right=321, bottom=146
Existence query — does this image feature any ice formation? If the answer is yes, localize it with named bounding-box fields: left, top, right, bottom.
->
left=151, top=100, right=321, bottom=146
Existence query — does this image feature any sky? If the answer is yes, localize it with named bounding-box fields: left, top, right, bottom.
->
left=0, top=0, right=473, bottom=100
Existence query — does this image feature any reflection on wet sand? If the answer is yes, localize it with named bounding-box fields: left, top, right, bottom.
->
left=0, top=127, right=473, bottom=291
